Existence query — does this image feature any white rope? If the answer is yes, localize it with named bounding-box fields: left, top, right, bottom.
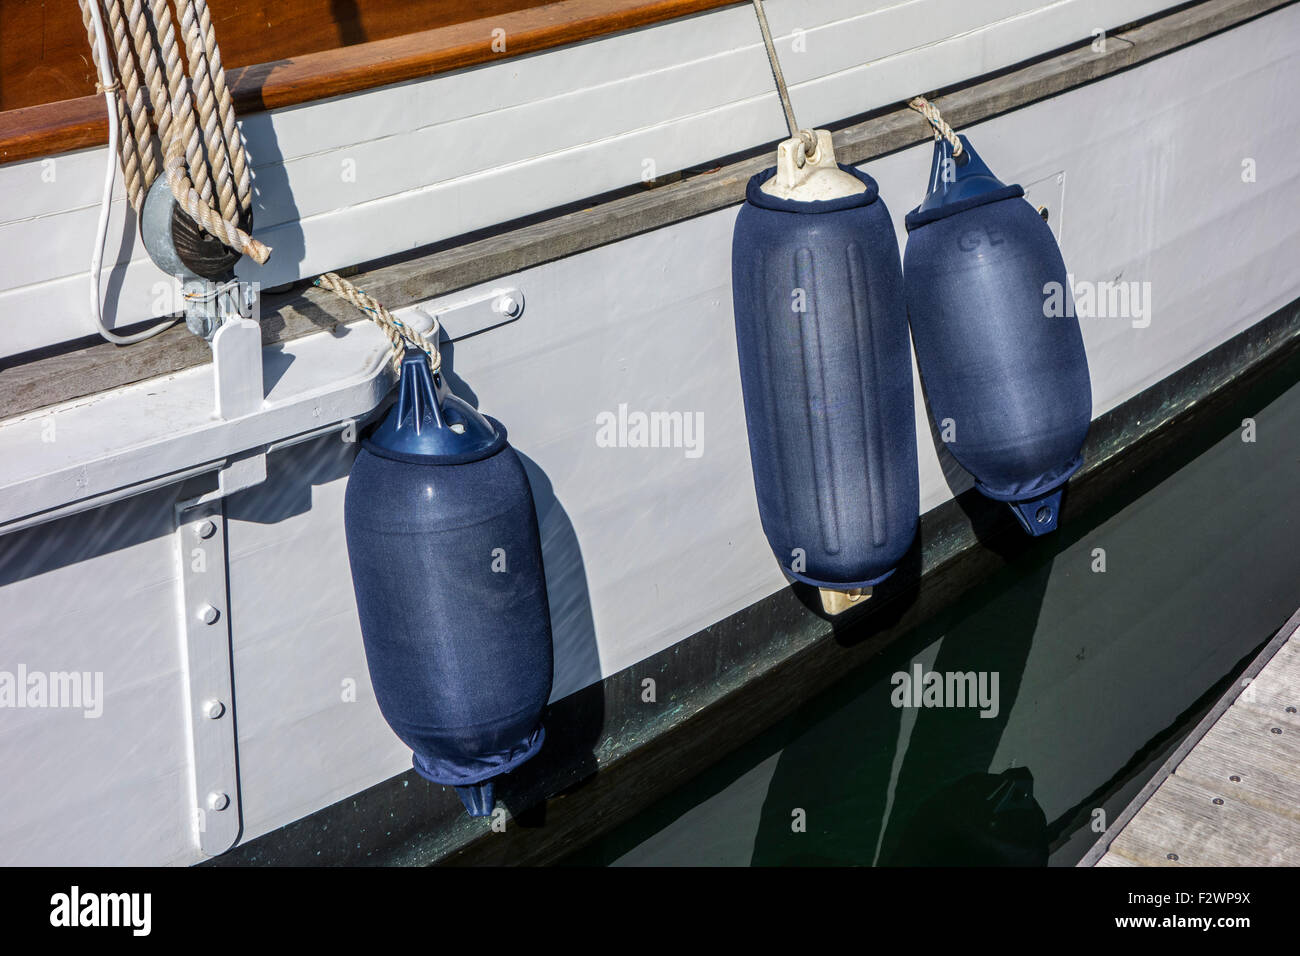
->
left=84, top=1, right=261, bottom=240
left=908, top=96, right=965, bottom=157
left=80, top=0, right=270, bottom=344
left=314, top=273, right=441, bottom=376
left=165, top=141, right=270, bottom=264
left=84, top=0, right=177, bottom=345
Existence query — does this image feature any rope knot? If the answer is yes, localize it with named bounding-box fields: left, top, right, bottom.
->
left=314, top=272, right=440, bottom=376
left=908, top=96, right=964, bottom=157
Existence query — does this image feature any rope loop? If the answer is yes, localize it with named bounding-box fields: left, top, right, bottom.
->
left=164, top=141, right=270, bottom=263
left=908, top=96, right=964, bottom=157
left=797, top=129, right=818, bottom=161
left=314, top=272, right=441, bottom=376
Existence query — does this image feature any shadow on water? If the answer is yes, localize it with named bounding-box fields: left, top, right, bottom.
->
left=566, top=346, right=1300, bottom=866
left=873, top=563, right=1051, bottom=866
left=749, top=374, right=1101, bottom=865
left=750, top=556, right=1051, bottom=866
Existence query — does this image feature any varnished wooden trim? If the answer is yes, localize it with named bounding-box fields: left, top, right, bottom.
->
left=0, top=0, right=740, bottom=165
left=0, top=95, right=107, bottom=165
left=0, top=1, right=581, bottom=114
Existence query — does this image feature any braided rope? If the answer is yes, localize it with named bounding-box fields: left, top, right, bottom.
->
left=78, top=0, right=266, bottom=262
left=150, top=0, right=214, bottom=207
left=129, top=0, right=173, bottom=151
left=165, top=143, right=270, bottom=263
left=102, top=1, right=156, bottom=207
left=179, top=0, right=237, bottom=224
left=82, top=0, right=178, bottom=345
left=314, top=273, right=441, bottom=375
left=908, top=96, right=964, bottom=157
left=191, top=0, right=252, bottom=215
left=80, top=0, right=149, bottom=210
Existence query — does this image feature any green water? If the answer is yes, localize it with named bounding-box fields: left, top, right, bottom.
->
left=566, top=356, right=1300, bottom=867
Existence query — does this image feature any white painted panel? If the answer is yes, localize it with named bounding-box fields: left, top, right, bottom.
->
left=0, top=319, right=394, bottom=527
left=0, top=0, right=1178, bottom=357
left=224, top=435, right=412, bottom=837
left=855, top=5, right=1300, bottom=506
left=0, top=489, right=197, bottom=866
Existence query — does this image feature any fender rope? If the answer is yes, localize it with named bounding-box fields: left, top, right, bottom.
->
left=750, top=0, right=817, bottom=159
left=908, top=96, right=965, bottom=158
left=314, top=273, right=441, bottom=376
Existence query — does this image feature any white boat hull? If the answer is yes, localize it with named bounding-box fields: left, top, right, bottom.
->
left=0, top=2, right=1298, bottom=864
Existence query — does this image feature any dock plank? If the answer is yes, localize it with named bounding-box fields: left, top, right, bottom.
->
left=1176, top=713, right=1300, bottom=822
left=1107, top=775, right=1300, bottom=867
left=1093, top=609, right=1300, bottom=867
left=1237, top=639, right=1300, bottom=715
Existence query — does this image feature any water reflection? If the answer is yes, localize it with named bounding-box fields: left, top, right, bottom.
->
left=751, top=558, right=1051, bottom=866
left=565, top=357, right=1300, bottom=867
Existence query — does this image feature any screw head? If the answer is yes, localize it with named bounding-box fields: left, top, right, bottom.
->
left=195, top=519, right=216, bottom=539
left=1166, top=852, right=1179, bottom=861
left=1287, top=706, right=1297, bottom=714
left=207, top=791, right=230, bottom=811
left=198, top=604, right=219, bottom=625
left=202, top=699, right=225, bottom=719
left=1212, top=797, right=1224, bottom=806
left=1230, top=775, right=1242, bottom=782
left=496, top=295, right=521, bottom=318
left=1271, top=727, right=1283, bottom=735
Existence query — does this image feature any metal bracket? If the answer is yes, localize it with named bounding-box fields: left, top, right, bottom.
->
left=393, top=286, right=524, bottom=343
left=211, top=317, right=264, bottom=420
left=140, top=176, right=266, bottom=419
left=818, top=586, right=872, bottom=615
left=182, top=278, right=259, bottom=341
left=1022, top=170, right=1067, bottom=242
left=175, top=498, right=242, bottom=856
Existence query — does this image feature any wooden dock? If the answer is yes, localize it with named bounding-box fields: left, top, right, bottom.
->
left=1083, top=607, right=1300, bottom=867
